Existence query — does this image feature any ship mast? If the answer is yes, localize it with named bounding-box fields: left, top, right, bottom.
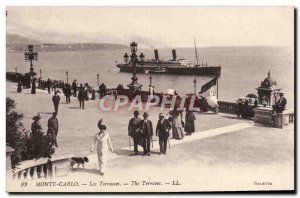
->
left=194, top=37, right=199, bottom=66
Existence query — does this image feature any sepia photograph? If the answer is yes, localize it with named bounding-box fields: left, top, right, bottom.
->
left=5, top=6, right=294, bottom=192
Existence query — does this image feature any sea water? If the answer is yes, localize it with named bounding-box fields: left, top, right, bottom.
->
left=6, top=46, right=294, bottom=108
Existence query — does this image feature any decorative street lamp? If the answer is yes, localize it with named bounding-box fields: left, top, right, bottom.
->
left=97, top=74, right=100, bottom=86
left=193, top=78, right=197, bottom=95
left=40, top=69, right=42, bottom=78
left=24, top=44, right=38, bottom=92
left=15, top=67, right=17, bottom=73
left=24, top=44, right=38, bottom=75
left=139, top=53, right=145, bottom=67
left=127, top=42, right=142, bottom=92
left=66, top=71, right=69, bottom=84
left=123, top=53, right=129, bottom=66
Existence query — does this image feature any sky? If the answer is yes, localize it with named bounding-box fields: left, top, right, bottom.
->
left=6, top=7, right=294, bottom=48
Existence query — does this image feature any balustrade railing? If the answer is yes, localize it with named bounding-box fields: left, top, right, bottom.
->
left=218, top=101, right=237, bottom=114
left=10, top=155, right=72, bottom=180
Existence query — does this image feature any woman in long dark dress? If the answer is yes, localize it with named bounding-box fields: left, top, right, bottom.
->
left=184, top=110, right=196, bottom=135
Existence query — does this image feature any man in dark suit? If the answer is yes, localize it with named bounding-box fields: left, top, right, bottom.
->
left=47, top=78, right=52, bottom=94
left=139, top=112, right=153, bottom=156
left=128, top=111, right=142, bottom=155
left=276, top=93, right=287, bottom=113
left=78, top=84, right=85, bottom=109
left=72, top=79, right=77, bottom=97
left=52, top=91, right=60, bottom=114
left=47, top=112, right=59, bottom=147
left=156, top=113, right=171, bottom=155
left=64, top=83, right=72, bottom=104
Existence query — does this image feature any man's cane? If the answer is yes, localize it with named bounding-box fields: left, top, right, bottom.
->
left=168, top=129, right=171, bottom=149
left=129, top=136, right=131, bottom=151
left=151, top=137, right=153, bottom=148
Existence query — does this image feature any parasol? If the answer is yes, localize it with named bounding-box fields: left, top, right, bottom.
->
left=167, top=89, right=175, bottom=95
left=246, top=93, right=258, bottom=98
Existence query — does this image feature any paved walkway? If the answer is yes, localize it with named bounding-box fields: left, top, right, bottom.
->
left=6, top=82, right=294, bottom=192
left=78, top=122, right=254, bottom=170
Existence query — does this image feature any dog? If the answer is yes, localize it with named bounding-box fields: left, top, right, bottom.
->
left=70, top=157, right=89, bottom=168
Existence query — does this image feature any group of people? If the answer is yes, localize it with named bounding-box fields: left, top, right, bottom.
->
left=30, top=112, right=59, bottom=158
left=49, top=79, right=106, bottom=112
left=128, top=109, right=196, bottom=156
left=88, top=109, right=196, bottom=176
left=236, top=98, right=258, bottom=119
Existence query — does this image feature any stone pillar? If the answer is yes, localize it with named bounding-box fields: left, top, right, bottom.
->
left=6, top=146, right=15, bottom=180
left=51, top=155, right=72, bottom=178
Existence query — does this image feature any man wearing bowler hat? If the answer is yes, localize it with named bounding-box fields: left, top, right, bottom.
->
left=128, top=111, right=142, bottom=155
left=138, top=112, right=153, bottom=156
left=156, top=113, right=171, bottom=155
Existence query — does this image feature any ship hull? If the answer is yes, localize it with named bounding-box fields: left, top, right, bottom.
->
left=117, top=64, right=221, bottom=76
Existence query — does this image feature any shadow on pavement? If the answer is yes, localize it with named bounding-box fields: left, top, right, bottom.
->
left=221, top=115, right=244, bottom=120
left=113, top=148, right=161, bottom=157
left=40, top=112, right=53, bottom=115
left=68, top=106, right=81, bottom=109
left=113, top=149, right=132, bottom=156
left=71, top=168, right=100, bottom=175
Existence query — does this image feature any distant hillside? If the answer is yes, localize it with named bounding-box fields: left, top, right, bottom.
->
left=6, top=33, right=128, bottom=52
left=7, top=33, right=42, bottom=45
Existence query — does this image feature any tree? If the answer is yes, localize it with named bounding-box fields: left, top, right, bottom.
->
left=6, top=97, right=29, bottom=168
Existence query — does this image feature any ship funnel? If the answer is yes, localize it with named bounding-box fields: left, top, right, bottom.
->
left=172, top=49, right=177, bottom=61
left=154, top=50, right=159, bottom=61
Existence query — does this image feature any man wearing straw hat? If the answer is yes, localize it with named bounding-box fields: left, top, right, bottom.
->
left=156, top=113, right=171, bottom=155
left=128, top=111, right=142, bottom=155
left=138, top=112, right=153, bottom=156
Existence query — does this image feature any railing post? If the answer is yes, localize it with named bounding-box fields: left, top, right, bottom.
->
left=31, top=166, right=38, bottom=180
left=47, top=160, right=52, bottom=179
left=39, top=165, right=45, bottom=178
left=24, top=169, right=29, bottom=180
left=20, top=170, right=26, bottom=180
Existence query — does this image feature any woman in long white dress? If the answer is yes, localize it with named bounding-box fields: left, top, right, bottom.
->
left=169, top=110, right=184, bottom=139
left=90, top=123, right=113, bottom=176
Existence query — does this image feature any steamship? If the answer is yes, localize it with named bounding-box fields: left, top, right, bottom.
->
left=116, top=49, right=221, bottom=76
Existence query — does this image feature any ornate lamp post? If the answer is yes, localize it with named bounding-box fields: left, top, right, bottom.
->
left=193, top=78, right=197, bottom=95
left=24, top=44, right=38, bottom=92
left=24, top=44, right=38, bottom=75
left=97, top=74, right=100, bottom=86
left=15, top=67, right=17, bottom=73
left=139, top=53, right=145, bottom=67
left=127, top=42, right=142, bottom=92
left=149, top=74, right=152, bottom=87
left=149, top=74, right=154, bottom=94
left=66, top=71, right=69, bottom=84
left=123, top=53, right=129, bottom=66
left=39, top=69, right=42, bottom=78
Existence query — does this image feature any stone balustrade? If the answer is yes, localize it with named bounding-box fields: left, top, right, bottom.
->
left=6, top=149, right=73, bottom=181
left=218, top=101, right=237, bottom=114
